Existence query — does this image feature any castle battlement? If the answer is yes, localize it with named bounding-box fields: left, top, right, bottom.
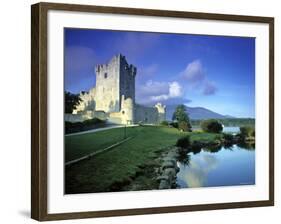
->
left=95, top=54, right=136, bottom=77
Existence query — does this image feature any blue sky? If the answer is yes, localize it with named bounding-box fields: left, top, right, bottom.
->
left=65, top=28, right=255, bottom=118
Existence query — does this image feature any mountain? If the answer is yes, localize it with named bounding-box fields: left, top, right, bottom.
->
left=165, top=105, right=234, bottom=120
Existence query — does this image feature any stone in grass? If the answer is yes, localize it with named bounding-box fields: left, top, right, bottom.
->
left=166, top=155, right=178, bottom=162
left=163, top=168, right=176, bottom=179
left=162, top=161, right=175, bottom=170
left=163, top=158, right=176, bottom=167
left=159, top=179, right=170, bottom=189
left=156, top=175, right=169, bottom=182
left=166, top=151, right=178, bottom=158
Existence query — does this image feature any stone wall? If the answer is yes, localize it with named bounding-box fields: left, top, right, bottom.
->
left=73, top=88, right=96, bottom=114
left=65, top=110, right=106, bottom=123
left=106, top=95, right=134, bottom=125
left=134, top=103, right=166, bottom=124
left=134, top=104, right=159, bottom=124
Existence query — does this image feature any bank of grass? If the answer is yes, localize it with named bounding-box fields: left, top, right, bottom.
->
left=176, top=131, right=223, bottom=154
left=65, top=126, right=186, bottom=193
left=187, top=131, right=222, bottom=143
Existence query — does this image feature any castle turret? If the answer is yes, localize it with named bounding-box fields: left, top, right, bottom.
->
left=155, top=102, right=166, bottom=123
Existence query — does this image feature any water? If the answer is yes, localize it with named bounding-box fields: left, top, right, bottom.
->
left=176, top=127, right=255, bottom=188
left=223, top=126, right=240, bottom=133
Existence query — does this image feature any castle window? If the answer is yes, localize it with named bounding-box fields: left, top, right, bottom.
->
left=104, top=73, right=108, bottom=79
left=122, top=111, right=125, bottom=114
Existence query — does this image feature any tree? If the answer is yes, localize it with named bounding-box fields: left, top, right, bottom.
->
left=172, top=105, right=192, bottom=131
left=178, top=121, right=189, bottom=132
left=240, top=126, right=255, bottom=137
left=65, top=91, right=81, bottom=113
left=201, top=119, right=223, bottom=133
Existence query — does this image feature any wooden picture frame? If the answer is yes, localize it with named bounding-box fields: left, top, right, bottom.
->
left=31, top=2, right=274, bottom=221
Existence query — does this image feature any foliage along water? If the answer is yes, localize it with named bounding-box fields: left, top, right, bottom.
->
left=176, top=127, right=255, bottom=188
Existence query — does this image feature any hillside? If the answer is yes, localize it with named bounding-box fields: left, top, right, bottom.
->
left=165, top=105, right=234, bottom=120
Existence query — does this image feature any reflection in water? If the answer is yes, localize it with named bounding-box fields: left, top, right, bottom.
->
left=237, top=141, right=255, bottom=150
left=176, top=144, right=255, bottom=189
left=177, top=151, right=191, bottom=167
left=223, top=142, right=235, bottom=150
left=203, top=145, right=222, bottom=153
left=177, top=154, right=218, bottom=188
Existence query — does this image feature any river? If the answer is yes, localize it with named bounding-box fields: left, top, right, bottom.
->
left=176, top=127, right=255, bottom=188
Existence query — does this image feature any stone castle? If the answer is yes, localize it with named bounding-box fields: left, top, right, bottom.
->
left=65, top=54, right=166, bottom=125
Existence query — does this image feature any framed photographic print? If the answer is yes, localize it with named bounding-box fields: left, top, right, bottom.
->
left=31, top=2, right=274, bottom=221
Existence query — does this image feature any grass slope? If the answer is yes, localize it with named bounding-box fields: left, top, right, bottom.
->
left=65, top=126, right=140, bottom=162
left=65, top=126, right=185, bottom=193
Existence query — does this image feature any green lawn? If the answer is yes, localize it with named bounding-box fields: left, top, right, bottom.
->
left=65, top=126, right=185, bottom=193
left=65, top=126, right=141, bottom=162
left=187, top=131, right=222, bottom=143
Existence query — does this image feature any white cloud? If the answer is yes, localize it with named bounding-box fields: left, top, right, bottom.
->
left=136, top=80, right=187, bottom=105
left=180, top=60, right=218, bottom=96
left=178, top=154, right=218, bottom=188
left=138, top=80, right=169, bottom=97
left=170, top=82, right=182, bottom=97
left=181, top=59, right=205, bottom=83
left=151, top=82, right=183, bottom=101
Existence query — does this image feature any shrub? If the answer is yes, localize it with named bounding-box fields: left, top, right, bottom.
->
left=65, top=118, right=105, bottom=134
left=176, top=136, right=191, bottom=149
left=251, top=130, right=255, bottom=137
left=170, top=122, right=179, bottom=129
left=240, top=126, right=255, bottom=137
left=223, top=133, right=234, bottom=142
left=201, top=119, right=223, bottom=133
left=160, top=120, right=169, bottom=126
left=83, top=118, right=104, bottom=126
left=65, top=91, right=81, bottom=113
left=178, top=121, right=192, bottom=132
left=190, top=141, right=202, bottom=154
left=65, top=121, right=83, bottom=134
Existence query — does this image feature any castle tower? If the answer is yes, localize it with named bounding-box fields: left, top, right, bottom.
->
left=155, top=102, right=166, bottom=123
left=120, top=95, right=134, bottom=124
left=94, top=54, right=137, bottom=113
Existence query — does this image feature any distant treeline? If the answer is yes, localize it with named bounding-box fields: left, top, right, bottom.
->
left=191, top=118, right=255, bottom=127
